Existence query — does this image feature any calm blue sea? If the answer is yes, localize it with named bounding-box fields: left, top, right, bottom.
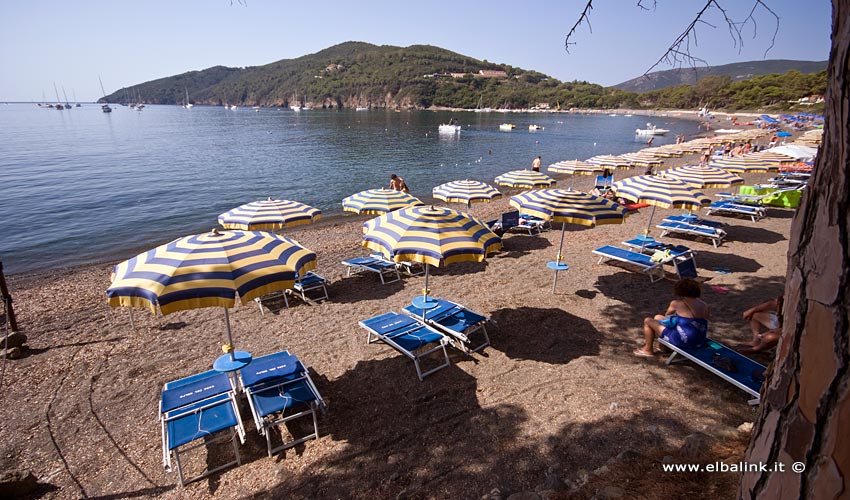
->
left=0, top=104, right=700, bottom=274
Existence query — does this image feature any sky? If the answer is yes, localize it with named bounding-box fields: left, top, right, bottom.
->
left=0, top=0, right=832, bottom=102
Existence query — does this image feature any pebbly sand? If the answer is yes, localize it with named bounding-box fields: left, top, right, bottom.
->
left=0, top=125, right=794, bottom=499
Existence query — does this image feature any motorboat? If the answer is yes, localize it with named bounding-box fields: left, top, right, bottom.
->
left=529, top=124, right=544, bottom=131
left=438, top=124, right=462, bottom=133
left=635, top=122, right=669, bottom=135
left=101, top=104, right=112, bottom=113
left=499, top=123, right=516, bottom=131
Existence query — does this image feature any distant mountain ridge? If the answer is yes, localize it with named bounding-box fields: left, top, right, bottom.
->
left=614, top=59, right=827, bottom=92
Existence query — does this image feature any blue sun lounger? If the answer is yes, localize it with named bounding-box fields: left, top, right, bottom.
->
left=341, top=256, right=401, bottom=284
left=359, top=312, right=451, bottom=380
left=292, top=271, right=330, bottom=303
left=239, top=351, right=326, bottom=457
left=594, top=244, right=698, bottom=281
left=621, top=239, right=692, bottom=256
left=403, top=298, right=491, bottom=353
left=656, top=337, right=766, bottom=405
left=656, top=220, right=727, bottom=247
left=664, top=214, right=725, bottom=229
left=160, top=370, right=246, bottom=486
left=705, top=201, right=765, bottom=222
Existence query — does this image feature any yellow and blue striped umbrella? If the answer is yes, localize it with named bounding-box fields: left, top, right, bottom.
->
left=432, top=180, right=502, bottom=207
left=509, top=189, right=629, bottom=292
left=342, top=188, right=423, bottom=215
left=218, top=198, right=321, bottom=230
left=586, top=155, right=634, bottom=169
left=547, top=160, right=602, bottom=175
left=708, top=156, right=777, bottom=174
left=362, top=205, right=501, bottom=308
left=612, top=175, right=710, bottom=245
left=745, top=151, right=798, bottom=165
left=619, top=152, right=664, bottom=168
left=107, top=229, right=317, bottom=315
left=494, top=169, right=556, bottom=189
left=660, top=165, right=744, bottom=189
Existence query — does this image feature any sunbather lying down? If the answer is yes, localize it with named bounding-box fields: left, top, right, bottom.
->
left=735, top=295, right=783, bottom=353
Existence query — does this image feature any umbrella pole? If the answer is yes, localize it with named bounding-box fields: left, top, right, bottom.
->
left=223, top=307, right=236, bottom=361
left=422, top=264, right=430, bottom=321
left=129, top=308, right=135, bottom=330
left=552, top=223, right=567, bottom=293
left=640, top=205, right=658, bottom=252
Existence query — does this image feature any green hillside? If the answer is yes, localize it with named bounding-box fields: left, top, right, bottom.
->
left=103, top=42, right=609, bottom=110
left=614, top=59, right=827, bottom=92
left=103, top=42, right=826, bottom=113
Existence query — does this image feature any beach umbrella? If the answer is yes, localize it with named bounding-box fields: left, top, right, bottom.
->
left=218, top=197, right=321, bottom=230
left=432, top=179, right=502, bottom=208
left=660, top=165, right=744, bottom=189
left=107, top=229, right=317, bottom=369
left=586, top=155, right=633, bottom=169
left=342, top=188, right=423, bottom=215
left=747, top=151, right=798, bottom=165
left=611, top=176, right=711, bottom=249
left=362, top=205, right=501, bottom=312
left=494, top=169, right=556, bottom=189
left=709, top=156, right=777, bottom=174
left=509, top=189, right=629, bottom=292
left=547, top=160, right=604, bottom=189
left=619, top=152, right=664, bottom=168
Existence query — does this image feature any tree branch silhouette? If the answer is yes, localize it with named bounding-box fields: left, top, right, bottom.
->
left=564, top=1, right=780, bottom=76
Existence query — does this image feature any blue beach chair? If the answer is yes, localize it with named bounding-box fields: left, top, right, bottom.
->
left=592, top=245, right=667, bottom=282
left=656, top=220, right=727, bottom=247
left=160, top=371, right=246, bottom=486
left=239, top=351, right=326, bottom=457
left=292, top=271, right=330, bottom=303
left=359, top=312, right=451, bottom=380
left=341, top=256, right=401, bottom=284
left=705, top=201, right=765, bottom=222
left=403, top=298, right=491, bottom=353
left=656, top=337, right=766, bottom=405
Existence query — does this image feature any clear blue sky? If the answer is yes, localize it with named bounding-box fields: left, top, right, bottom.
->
left=0, top=0, right=831, bottom=102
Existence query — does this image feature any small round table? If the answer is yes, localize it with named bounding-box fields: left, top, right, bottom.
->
left=411, top=295, right=439, bottom=310
left=213, top=351, right=253, bottom=372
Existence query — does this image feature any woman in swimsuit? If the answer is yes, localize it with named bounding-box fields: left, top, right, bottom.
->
left=634, top=278, right=710, bottom=357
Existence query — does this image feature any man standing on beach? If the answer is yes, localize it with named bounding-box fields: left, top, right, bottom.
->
left=531, top=155, right=541, bottom=172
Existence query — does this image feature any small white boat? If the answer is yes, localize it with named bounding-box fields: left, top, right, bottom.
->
left=529, top=124, right=544, bottom=131
left=635, top=122, right=669, bottom=135
left=355, top=106, right=369, bottom=111
left=499, top=123, right=516, bottom=131
left=438, top=124, right=462, bottom=133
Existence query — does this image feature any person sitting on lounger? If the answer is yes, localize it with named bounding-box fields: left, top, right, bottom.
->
left=634, top=278, right=710, bottom=357
left=736, top=295, right=783, bottom=353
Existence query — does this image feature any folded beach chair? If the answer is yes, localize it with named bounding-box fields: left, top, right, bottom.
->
left=359, top=311, right=451, bottom=380
left=403, top=298, right=491, bottom=353
left=657, top=220, right=727, bottom=247
left=595, top=174, right=614, bottom=191
left=160, top=370, right=246, bottom=486
left=705, top=201, right=765, bottom=222
left=488, top=211, right=519, bottom=235
left=341, top=256, right=401, bottom=284
left=656, top=337, right=766, bottom=405
left=239, top=350, right=326, bottom=457
left=291, top=271, right=330, bottom=303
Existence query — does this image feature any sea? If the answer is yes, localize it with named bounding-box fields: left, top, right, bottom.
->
left=0, top=104, right=701, bottom=275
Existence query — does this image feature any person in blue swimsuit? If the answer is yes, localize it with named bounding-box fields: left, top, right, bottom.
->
left=634, top=278, right=710, bottom=357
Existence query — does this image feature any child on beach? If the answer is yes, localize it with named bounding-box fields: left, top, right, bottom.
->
left=634, top=278, right=710, bottom=357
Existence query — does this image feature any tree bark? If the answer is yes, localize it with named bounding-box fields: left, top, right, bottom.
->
left=741, top=1, right=850, bottom=498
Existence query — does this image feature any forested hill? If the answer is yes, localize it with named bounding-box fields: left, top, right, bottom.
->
left=103, top=41, right=590, bottom=110
left=614, top=59, right=827, bottom=92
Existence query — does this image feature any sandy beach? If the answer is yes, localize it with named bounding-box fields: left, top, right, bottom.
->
left=0, top=125, right=798, bottom=499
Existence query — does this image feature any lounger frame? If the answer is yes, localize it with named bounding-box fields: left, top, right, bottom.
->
left=403, top=299, right=491, bottom=354
left=291, top=271, right=330, bottom=303
left=657, top=221, right=726, bottom=248
left=657, top=337, right=765, bottom=405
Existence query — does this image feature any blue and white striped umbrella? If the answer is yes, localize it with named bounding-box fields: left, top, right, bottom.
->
left=432, top=180, right=502, bottom=207
left=342, top=188, right=423, bottom=215
left=494, top=169, right=556, bottom=189
left=218, top=198, right=321, bottom=230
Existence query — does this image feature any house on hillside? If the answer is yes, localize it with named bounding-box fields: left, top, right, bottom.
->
left=478, top=70, right=507, bottom=78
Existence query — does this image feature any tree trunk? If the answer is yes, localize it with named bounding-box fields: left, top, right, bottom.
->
left=740, top=1, right=850, bottom=498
